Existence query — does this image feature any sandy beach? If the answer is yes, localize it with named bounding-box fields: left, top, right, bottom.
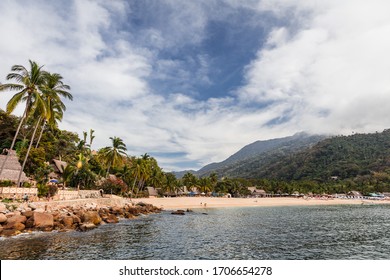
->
left=131, top=196, right=390, bottom=210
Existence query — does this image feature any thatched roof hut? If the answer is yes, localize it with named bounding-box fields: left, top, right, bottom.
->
left=248, top=187, right=267, bottom=197
left=147, top=186, right=158, bottom=197
left=0, top=150, right=28, bottom=183
left=48, top=159, right=68, bottom=179
left=348, top=191, right=363, bottom=197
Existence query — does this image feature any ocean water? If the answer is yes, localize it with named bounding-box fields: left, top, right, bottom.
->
left=1, top=204, right=390, bottom=260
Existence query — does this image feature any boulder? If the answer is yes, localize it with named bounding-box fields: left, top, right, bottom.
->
left=25, top=217, right=34, bottom=228
left=3, top=221, right=25, bottom=231
left=71, top=214, right=81, bottom=224
left=21, top=210, right=34, bottom=218
left=81, top=211, right=102, bottom=225
left=79, top=223, right=97, bottom=231
left=28, top=203, right=37, bottom=210
left=104, top=214, right=119, bottom=223
left=0, top=213, right=7, bottom=223
left=60, top=215, right=75, bottom=229
left=33, top=212, right=54, bottom=231
left=124, top=212, right=134, bottom=219
left=111, top=206, right=124, bottom=215
left=0, top=203, right=7, bottom=213
left=1, top=229, right=19, bottom=237
left=171, top=210, right=185, bottom=215
left=7, top=214, right=27, bottom=224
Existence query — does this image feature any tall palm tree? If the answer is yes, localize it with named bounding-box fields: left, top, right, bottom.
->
left=0, top=60, right=47, bottom=178
left=103, top=136, right=127, bottom=176
left=16, top=72, right=72, bottom=187
left=35, top=72, right=72, bottom=148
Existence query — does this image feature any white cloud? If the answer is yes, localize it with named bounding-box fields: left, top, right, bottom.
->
left=240, top=0, right=390, bottom=136
left=2, top=0, right=390, bottom=172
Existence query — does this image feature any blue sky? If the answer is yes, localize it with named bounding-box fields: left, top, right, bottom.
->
left=1, top=0, right=390, bottom=171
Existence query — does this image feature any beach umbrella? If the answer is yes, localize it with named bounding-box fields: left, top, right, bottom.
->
left=49, top=179, right=59, bottom=183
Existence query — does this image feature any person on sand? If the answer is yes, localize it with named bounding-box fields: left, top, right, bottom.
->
left=23, top=193, right=29, bottom=203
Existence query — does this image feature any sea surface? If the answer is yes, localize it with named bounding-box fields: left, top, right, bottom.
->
left=1, top=204, right=390, bottom=260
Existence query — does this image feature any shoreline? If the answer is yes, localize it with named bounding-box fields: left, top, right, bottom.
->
left=131, top=196, right=390, bottom=210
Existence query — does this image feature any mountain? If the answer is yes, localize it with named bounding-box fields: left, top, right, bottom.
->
left=174, top=132, right=327, bottom=178
left=255, top=129, right=390, bottom=181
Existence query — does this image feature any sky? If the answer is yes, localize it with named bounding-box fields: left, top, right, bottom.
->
left=1, top=0, right=390, bottom=171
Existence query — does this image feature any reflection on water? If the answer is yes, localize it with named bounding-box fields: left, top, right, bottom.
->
left=1, top=205, right=390, bottom=260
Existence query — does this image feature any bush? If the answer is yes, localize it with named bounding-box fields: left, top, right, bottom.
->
left=37, top=183, right=49, bottom=197
left=0, top=180, right=13, bottom=187
left=100, top=178, right=128, bottom=196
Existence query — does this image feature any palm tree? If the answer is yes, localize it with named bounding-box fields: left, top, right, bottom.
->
left=35, top=72, right=72, bottom=148
left=102, top=136, right=127, bottom=176
left=16, top=72, right=72, bottom=187
left=0, top=60, right=47, bottom=178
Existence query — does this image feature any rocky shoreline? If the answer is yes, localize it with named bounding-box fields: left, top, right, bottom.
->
left=0, top=200, right=161, bottom=237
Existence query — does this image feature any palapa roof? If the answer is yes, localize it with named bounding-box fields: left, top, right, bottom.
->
left=348, top=191, right=363, bottom=197
left=147, top=186, right=158, bottom=196
left=248, top=187, right=267, bottom=194
left=0, top=150, right=28, bottom=182
left=52, top=159, right=67, bottom=173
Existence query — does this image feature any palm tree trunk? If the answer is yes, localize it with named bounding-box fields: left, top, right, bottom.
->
left=130, top=174, right=138, bottom=200
left=0, top=106, right=27, bottom=177
left=35, top=119, right=46, bottom=148
left=16, top=117, right=41, bottom=187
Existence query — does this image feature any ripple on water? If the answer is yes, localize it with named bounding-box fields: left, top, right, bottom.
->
left=1, top=205, right=390, bottom=259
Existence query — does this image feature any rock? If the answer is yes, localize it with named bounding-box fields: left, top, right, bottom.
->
left=84, top=202, right=97, bottom=210
left=1, top=229, right=18, bottom=237
left=81, top=211, right=102, bottom=225
left=60, top=215, right=75, bottom=229
left=3, top=221, right=25, bottom=231
left=171, top=210, right=185, bottom=215
left=25, top=217, right=34, bottom=228
left=104, top=214, right=119, bottom=223
left=124, top=212, right=134, bottom=219
left=21, top=210, right=33, bottom=218
left=5, top=212, right=16, bottom=218
left=79, top=223, right=97, bottom=231
left=136, top=202, right=147, bottom=207
left=33, top=212, right=54, bottom=231
left=0, top=213, right=7, bottom=223
left=28, top=203, right=37, bottom=210
left=71, top=214, right=81, bottom=224
left=7, top=214, right=27, bottom=224
left=111, top=206, right=124, bottom=215
left=0, top=203, right=7, bottom=213
left=127, top=207, right=141, bottom=216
